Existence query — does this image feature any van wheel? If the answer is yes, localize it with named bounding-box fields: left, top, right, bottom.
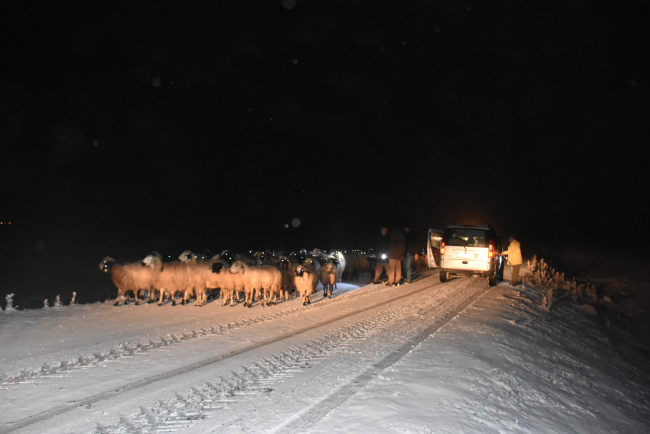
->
left=488, top=273, right=497, bottom=286
left=440, top=270, right=449, bottom=282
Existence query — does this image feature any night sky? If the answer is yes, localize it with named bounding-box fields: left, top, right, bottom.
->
left=1, top=1, right=648, bottom=305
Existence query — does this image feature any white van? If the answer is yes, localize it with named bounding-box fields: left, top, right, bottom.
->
left=439, top=224, right=504, bottom=286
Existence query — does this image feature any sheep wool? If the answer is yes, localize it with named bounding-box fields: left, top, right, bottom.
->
left=229, top=261, right=281, bottom=308
left=99, top=256, right=157, bottom=306
left=321, top=262, right=337, bottom=299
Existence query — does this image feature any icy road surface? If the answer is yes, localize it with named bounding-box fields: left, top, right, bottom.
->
left=2, top=271, right=649, bottom=433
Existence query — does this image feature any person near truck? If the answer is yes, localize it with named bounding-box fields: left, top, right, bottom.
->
left=372, top=225, right=390, bottom=284
left=502, top=235, right=522, bottom=286
left=402, top=224, right=418, bottom=284
left=385, top=226, right=405, bottom=287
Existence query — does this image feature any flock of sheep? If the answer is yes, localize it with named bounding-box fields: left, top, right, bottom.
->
left=99, top=249, right=374, bottom=308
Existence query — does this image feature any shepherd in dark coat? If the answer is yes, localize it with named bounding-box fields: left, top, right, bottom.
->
left=372, top=225, right=390, bottom=284
left=385, top=226, right=405, bottom=286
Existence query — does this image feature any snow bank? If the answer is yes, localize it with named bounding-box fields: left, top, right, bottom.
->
left=308, top=285, right=650, bottom=433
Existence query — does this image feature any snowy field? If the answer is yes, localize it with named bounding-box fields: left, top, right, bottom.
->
left=1, top=269, right=650, bottom=434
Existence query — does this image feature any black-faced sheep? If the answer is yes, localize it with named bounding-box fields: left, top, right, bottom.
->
left=321, top=262, right=337, bottom=299
left=99, top=256, right=156, bottom=306
left=206, top=262, right=244, bottom=306
left=229, top=260, right=282, bottom=307
left=278, top=256, right=296, bottom=300
left=294, top=264, right=317, bottom=306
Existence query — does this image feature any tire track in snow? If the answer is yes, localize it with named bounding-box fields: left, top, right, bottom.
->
left=276, top=280, right=493, bottom=434
left=0, top=280, right=419, bottom=387
left=0, top=280, right=440, bottom=434
left=94, top=279, right=461, bottom=433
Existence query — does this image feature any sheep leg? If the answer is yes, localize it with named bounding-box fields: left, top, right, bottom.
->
left=114, top=289, right=127, bottom=306
left=195, top=289, right=204, bottom=307
left=158, top=288, right=167, bottom=306
left=260, top=288, right=267, bottom=307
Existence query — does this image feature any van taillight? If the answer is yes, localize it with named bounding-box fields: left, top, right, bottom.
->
left=440, top=242, right=445, bottom=255
left=488, top=240, right=494, bottom=258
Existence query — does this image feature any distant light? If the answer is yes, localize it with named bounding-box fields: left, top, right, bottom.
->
left=152, top=77, right=161, bottom=87
left=284, top=223, right=289, bottom=228
left=291, top=218, right=301, bottom=228
left=93, top=140, right=98, bottom=147
left=292, top=58, right=298, bottom=64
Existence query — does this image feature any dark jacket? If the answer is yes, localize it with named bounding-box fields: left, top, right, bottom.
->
left=376, top=233, right=390, bottom=263
left=388, top=230, right=405, bottom=260
left=404, top=231, right=417, bottom=256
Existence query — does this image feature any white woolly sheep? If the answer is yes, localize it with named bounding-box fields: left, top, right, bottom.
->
left=333, top=251, right=346, bottom=282
left=229, top=260, right=281, bottom=307
left=294, top=263, right=317, bottom=306
left=301, top=259, right=319, bottom=294
left=142, top=254, right=195, bottom=306
left=205, top=262, right=244, bottom=306
left=99, top=256, right=157, bottom=306
left=321, top=262, right=337, bottom=298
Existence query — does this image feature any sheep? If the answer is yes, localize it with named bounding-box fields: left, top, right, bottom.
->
left=142, top=254, right=195, bottom=306
left=278, top=256, right=296, bottom=301
left=302, top=260, right=319, bottom=292
left=206, top=262, right=244, bottom=306
left=415, top=251, right=429, bottom=272
left=178, top=250, right=196, bottom=263
left=288, top=252, right=302, bottom=265
left=294, top=263, right=317, bottom=306
left=99, top=256, right=157, bottom=306
left=229, top=260, right=281, bottom=307
left=321, top=262, right=337, bottom=298
left=303, top=258, right=321, bottom=285
left=318, top=253, right=343, bottom=288
left=342, top=252, right=359, bottom=280
left=333, top=251, right=346, bottom=283
left=177, top=251, right=229, bottom=306
left=187, top=261, right=219, bottom=306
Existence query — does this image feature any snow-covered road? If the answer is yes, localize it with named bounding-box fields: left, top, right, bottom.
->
left=2, top=270, right=649, bottom=434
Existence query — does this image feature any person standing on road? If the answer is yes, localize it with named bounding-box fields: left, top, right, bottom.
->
left=502, top=235, right=522, bottom=286
left=402, top=224, right=418, bottom=284
left=386, top=226, right=405, bottom=286
left=372, top=225, right=390, bottom=284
